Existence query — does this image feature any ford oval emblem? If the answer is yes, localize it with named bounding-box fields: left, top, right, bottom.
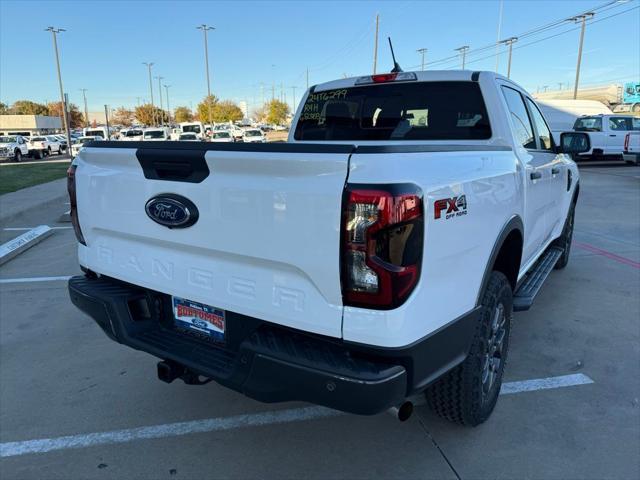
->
left=145, top=194, right=199, bottom=229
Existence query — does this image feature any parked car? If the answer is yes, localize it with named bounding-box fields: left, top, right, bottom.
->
left=623, top=131, right=640, bottom=165
left=83, top=127, right=112, bottom=140
left=178, top=133, right=199, bottom=141
left=68, top=70, right=588, bottom=427
left=210, top=131, right=234, bottom=143
left=176, top=122, right=205, bottom=140
left=28, top=136, right=53, bottom=158
left=143, top=128, right=170, bottom=141
left=573, top=114, right=640, bottom=161
left=120, top=128, right=144, bottom=141
left=241, top=128, right=266, bottom=143
left=71, top=136, right=102, bottom=158
left=53, top=134, right=69, bottom=152
left=0, top=135, right=30, bottom=162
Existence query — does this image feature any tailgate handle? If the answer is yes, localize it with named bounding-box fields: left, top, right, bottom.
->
left=136, top=149, right=210, bottom=183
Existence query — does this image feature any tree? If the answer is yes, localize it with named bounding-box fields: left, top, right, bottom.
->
left=0, top=102, right=8, bottom=114
left=112, top=107, right=135, bottom=127
left=196, top=95, right=219, bottom=124
left=173, top=106, right=194, bottom=123
left=47, top=101, right=85, bottom=128
left=10, top=100, right=49, bottom=115
left=135, top=103, right=168, bottom=126
left=212, top=101, right=243, bottom=123
left=266, top=99, right=290, bottom=125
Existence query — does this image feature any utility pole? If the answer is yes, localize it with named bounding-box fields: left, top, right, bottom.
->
left=416, top=48, right=427, bottom=71
left=570, top=12, right=594, bottom=100
left=499, top=37, right=518, bottom=78
left=104, top=105, right=110, bottom=138
left=373, top=14, right=379, bottom=74
left=281, top=82, right=284, bottom=103
left=291, top=86, right=297, bottom=112
left=142, top=62, right=155, bottom=125
left=558, top=82, right=563, bottom=91
left=79, top=88, right=89, bottom=127
left=155, top=76, right=164, bottom=126
left=45, top=27, right=72, bottom=150
left=197, top=24, right=215, bottom=130
left=164, top=85, right=171, bottom=124
left=455, top=46, right=469, bottom=69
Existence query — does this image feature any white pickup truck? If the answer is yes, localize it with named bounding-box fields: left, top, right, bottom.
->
left=623, top=131, right=640, bottom=165
left=67, top=70, right=589, bottom=426
left=0, top=134, right=30, bottom=162
left=573, top=114, right=639, bottom=161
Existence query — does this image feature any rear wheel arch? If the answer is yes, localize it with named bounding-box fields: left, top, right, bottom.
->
left=476, top=216, right=523, bottom=305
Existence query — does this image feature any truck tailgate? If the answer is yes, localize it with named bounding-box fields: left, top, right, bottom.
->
left=75, top=143, right=353, bottom=338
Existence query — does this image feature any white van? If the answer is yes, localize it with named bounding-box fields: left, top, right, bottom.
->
left=177, top=122, right=205, bottom=140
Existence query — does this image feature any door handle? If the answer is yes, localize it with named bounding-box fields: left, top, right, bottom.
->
left=551, top=167, right=560, bottom=175
left=609, top=134, right=617, bottom=137
left=530, top=171, right=542, bottom=180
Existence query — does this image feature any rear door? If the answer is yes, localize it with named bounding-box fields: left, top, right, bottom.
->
left=75, top=143, right=353, bottom=338
left=606, top=117, right=632, bottom=153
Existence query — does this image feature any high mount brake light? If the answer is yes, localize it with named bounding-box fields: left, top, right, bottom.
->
left=341, top=184, right=423, bottom=310
left=67, top=164, right=86, bottom=245
left=354, top=72, right=417, bottom=85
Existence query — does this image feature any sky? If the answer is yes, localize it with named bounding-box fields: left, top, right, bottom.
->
left=1, top=0, right=638, bottom=114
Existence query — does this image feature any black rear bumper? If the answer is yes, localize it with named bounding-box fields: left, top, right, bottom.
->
left=69, top=274, right=478, bottom=415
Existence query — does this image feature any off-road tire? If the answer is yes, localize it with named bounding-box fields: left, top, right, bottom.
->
left=426, top=271, right=512, bottom=426
left=553, top=203, right=575, bottom=270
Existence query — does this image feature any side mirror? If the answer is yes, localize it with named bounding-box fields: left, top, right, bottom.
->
left=559, top=132, right=590, bottom=154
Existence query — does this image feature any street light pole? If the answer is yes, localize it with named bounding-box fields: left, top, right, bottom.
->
left=455, top=46, right=470, bottom=69
left=416, top=48, right=427, bottom=71
left=142, top=62, right=155, bottom=126
left=197, top=24, right=215, bottom=132
left=45, top=27, right=72, bottom=150
left=155, top=76, right=164, bottom=126
left=499, top=37, right=518, bottom=78
left=164, top=85, right=171, bottom=124
left=79, top=88, right=89, bottom=127
left=570, top=12, right=594, bottom=100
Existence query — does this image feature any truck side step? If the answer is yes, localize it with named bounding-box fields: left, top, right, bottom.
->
left=513, top=247, right=563, bottom=312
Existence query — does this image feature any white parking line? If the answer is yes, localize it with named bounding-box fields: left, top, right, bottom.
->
left=0, top=276, right=72, bottom=284
left=3, top=227, right=73, bottom=231
left=0, top=373, right=594, bottom=458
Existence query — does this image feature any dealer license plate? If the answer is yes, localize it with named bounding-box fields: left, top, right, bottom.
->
left=172, top=297, right=225, bottom=341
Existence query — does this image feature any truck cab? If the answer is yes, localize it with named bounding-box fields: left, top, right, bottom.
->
left=573, top=114, right=640, bottom=159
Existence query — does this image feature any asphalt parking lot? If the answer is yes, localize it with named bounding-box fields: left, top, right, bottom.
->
left=0, top=164, right=638, bottom=480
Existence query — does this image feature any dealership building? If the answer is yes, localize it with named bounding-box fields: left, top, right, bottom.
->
left=0, top=115, right=62, bottom=136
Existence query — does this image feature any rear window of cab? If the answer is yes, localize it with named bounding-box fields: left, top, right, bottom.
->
left=294, top=81, right=491, bottom=141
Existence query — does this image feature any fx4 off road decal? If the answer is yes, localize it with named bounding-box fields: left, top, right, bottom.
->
left=434, top=195, right=467, bottom=220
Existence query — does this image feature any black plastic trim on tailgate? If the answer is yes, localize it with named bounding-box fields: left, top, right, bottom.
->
left=85, top=140, right=355, bottom=154
left=136, top=149, right=209, bottom=183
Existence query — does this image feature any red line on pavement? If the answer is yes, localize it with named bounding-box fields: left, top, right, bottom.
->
left=574, top=242, right=640, bottom=269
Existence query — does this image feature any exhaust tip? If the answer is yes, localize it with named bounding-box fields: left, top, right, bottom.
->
left=388, top=401, right=414, bottom=422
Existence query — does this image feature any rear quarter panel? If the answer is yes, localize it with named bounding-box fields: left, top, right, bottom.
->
left=343, top=149, right=521, bottom=347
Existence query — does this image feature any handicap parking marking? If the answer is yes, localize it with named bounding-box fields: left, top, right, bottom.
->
left=0, top=275, right=72, bottom=284
left=0, top=373, right=594, bottom=458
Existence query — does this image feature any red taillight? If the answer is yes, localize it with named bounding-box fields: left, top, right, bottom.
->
left=372, top=73, right=398, bottom=83
left=341, top=184, right=423, bottom=309
left=67, top=165, right=86, bottom=245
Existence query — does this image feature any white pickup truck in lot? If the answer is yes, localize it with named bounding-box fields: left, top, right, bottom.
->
left=623, top=131, right=640, bottom=165
left=573, top=114, right=639, bottom=161
left=67, top=70, right=589, bottom=426
left=0, top=134, right=30, bottom=162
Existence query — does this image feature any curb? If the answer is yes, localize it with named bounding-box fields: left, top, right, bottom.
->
left=0, top=178, right=68, bottom=226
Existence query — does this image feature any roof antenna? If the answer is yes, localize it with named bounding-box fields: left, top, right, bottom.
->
left=388, top=37, right=403, bottom=73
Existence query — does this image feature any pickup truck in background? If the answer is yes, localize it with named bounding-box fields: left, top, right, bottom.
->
left=623, top=131, right=640, bottom=165
left=26, top=136, right=52, bottom=159
left=573, top=114, right=640, bottom=161
left=67, top=70, right=589, bottom=426
left=0, top=134, right=30, bottom=162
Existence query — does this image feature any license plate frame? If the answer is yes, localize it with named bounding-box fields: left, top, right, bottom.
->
left=172, top=296, right=225, bottom=342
